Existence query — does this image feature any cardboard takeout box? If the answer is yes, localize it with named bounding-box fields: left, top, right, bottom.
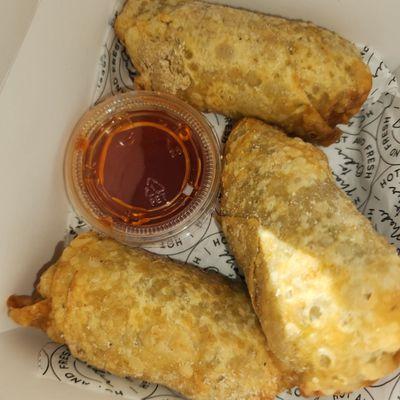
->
left=0, top=0, right=399, bottom=399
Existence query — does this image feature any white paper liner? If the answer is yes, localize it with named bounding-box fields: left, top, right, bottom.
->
left=39, top=2, right=400, bottom=399
left=38, top=342, right=182, bottom=399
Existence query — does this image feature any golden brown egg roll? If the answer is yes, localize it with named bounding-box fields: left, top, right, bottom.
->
left=220, top=118, right=400, bottom=395
left=115, top=0, right=371, bottom=145
left=8, top=232, right=287, bottom=400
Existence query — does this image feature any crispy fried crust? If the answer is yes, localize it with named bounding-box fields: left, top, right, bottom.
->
left=8, top=232, right=287, bottom=400
left=221, top=118, right=400, bottom=395
left=115, top=0, right=371, bottom=146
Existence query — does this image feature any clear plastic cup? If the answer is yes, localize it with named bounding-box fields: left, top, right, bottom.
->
left=64, top=91, right=221, bottom=246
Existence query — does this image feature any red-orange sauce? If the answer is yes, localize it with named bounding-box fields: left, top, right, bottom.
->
left=81, top=110, right=203, bottom=226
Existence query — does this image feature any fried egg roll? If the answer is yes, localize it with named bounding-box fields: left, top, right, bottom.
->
left=221, top=118, right=400, bottom=395
left=115, top=0, right=371, bottom=145
left=8, top=232, right=286, bottom=400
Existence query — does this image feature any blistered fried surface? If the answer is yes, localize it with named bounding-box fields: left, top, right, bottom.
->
left=8, top=232, right=286, bottom=400
left=221, top=118, right=400, bottom=395
left=115, top=0, right=371, bottom=145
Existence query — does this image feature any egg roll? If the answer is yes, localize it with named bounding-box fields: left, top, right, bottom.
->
left=8, top=232, right=286, bottom=400
left=115, top=0, right=371, bottom=145
left=220, top=118, right=400, bottom=395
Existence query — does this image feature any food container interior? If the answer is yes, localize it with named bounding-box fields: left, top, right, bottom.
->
left=0, top=0, right=399, bottom=399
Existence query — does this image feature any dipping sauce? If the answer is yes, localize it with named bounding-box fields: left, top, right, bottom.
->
left=65, top=91, right=220, bottom=245
left=82, top=110, right=202, bottom=226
